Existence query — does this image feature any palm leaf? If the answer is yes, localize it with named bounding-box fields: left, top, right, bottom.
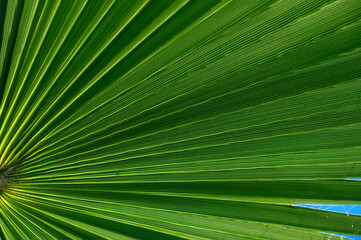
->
left=1, top=0, right=361, bottom=239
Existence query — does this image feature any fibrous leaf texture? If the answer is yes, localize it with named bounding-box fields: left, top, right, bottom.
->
left=1, top=0, right=361, bottom=239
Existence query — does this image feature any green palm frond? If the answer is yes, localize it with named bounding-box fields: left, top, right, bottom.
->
left=1, top=0, right=361, bottom=239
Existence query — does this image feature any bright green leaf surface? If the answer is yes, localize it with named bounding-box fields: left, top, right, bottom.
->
left=1, top=0, right=361, bottom=239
